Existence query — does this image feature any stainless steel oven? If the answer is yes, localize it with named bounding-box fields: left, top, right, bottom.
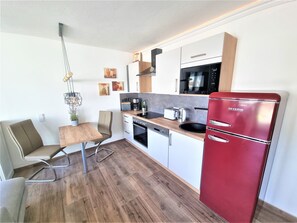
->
left=133, top=118, right=148, bottom=147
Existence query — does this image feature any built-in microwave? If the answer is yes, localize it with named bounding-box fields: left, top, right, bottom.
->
left=179, top=62, right=221, bottom=95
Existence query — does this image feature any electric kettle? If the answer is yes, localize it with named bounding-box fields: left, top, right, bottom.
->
left=178, top=108, right=187, bottom=122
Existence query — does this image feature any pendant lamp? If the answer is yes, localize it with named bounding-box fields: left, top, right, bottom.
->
left=59, top=23, right=82, bottom=114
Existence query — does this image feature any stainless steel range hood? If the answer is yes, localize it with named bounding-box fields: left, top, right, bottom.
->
left=137, top=48, right=162, bottom=76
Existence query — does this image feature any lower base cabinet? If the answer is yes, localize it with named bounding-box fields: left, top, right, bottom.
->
left=122, top=114, right=204, bottom=190
left=148, top=129, right=169, bottom=167
left=168, top=130, right=204, bottom=190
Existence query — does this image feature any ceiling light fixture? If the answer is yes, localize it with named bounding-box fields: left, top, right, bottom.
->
left=59, top=23, right=82, bottom=113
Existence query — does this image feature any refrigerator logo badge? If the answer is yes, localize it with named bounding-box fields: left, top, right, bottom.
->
left=228, top=107, right=244, bottom=112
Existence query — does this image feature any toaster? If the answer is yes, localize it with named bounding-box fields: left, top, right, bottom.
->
left=164, top=108, right=179, bottom=120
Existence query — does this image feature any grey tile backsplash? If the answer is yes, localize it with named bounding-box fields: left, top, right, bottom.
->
left=120, top=93, right=209, bottom=124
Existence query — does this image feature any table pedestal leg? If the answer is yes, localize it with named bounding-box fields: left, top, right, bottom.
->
left=80, top=142, right=88, bottom=174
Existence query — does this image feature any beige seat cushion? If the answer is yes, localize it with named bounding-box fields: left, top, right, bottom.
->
left=25, top=145, right=62, bottom=161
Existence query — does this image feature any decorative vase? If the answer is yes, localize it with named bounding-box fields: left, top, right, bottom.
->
left=71, top=120, right=78, bottom=126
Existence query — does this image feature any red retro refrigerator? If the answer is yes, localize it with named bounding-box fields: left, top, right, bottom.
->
left=200, top=92, right=282, bottom=222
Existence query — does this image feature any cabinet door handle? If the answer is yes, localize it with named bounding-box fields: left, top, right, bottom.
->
left=169, top=133, right=172, bottom=146
left=175, top=79, right=178, bottom=92
left=124, top=121, right=129, bottom=123
left=208, top=134, right=229, bottom=143
left=124, top=130, right=129, bottom=134
left=209, top=120, right=231, bottom=127
left=190, top=53, right=206, bottom=59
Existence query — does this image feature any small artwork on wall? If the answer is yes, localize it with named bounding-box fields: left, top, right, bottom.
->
left=104, top=68, right=117, bottom=78
left=112, top=81, right=124, bottom=91
left=98, top=83, right=110, bottom=96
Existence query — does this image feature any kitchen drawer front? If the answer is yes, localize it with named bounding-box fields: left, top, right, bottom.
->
left=124, top=130, right=133, bottom=142
left=181, top=33, right=225, bottom=65
left=123, top=114, right=133, bottom=125
left=123, top=121, right=132, bottom=132
left=123, top=114, right=133, bottom=142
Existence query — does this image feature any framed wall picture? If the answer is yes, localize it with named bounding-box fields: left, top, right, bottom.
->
left=104, top=68, right=117, bottom=78
left=98, top=83, right=110, bottom=96
left=112, top=81, right=124, bottom=91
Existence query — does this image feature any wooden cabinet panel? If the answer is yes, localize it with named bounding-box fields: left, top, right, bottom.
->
left=139, top=75, right=152, bottom=93
left=128, top=61, right=151, bottom=93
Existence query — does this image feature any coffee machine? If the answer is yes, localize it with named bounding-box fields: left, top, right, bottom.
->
left=131, top=98, right=141, bottom=111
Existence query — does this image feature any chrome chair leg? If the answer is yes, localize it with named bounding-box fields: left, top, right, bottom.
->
left=86, top=142, right=114, bottom=163
left=26, top=160, right=57, bottom=183
left=95, top=147, right=114, bottom=163
left=86, top=142, right=96, bottom=158
left=26, top=150, right=70, bottom=183
left=51, top=150, right=71, bottom=168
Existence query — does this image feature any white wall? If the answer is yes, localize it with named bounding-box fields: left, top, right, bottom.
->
left=143, top=1, right=297, bottom=217
left=0, top=33, right=132, bottom=168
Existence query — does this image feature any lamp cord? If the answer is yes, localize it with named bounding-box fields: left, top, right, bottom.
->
left=61, top=35, right=75, bottom=93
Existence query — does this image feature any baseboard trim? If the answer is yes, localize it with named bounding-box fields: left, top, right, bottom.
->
left=255, top=199, right=297, bottom=222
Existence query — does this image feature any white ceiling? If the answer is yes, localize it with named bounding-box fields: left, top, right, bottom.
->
left=1, top=0, right=257, bottom=52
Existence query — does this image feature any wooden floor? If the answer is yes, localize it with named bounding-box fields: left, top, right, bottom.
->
left=14, top=140, right=296, bottom=222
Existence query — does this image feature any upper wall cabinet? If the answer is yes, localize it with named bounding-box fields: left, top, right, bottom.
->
left=181, top=33, right=225, bottom=65
left=152, top=48, right=181, bottom=94
left=128, top=61, right=151, bottom=93
left=181, top=32, right=237, bottom=92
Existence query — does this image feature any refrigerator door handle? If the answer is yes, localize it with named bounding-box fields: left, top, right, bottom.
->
left=209, top=120, right=231, bottom=127
left=208, top=134, right=229, bottom=143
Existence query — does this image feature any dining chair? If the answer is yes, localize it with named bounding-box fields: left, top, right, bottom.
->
left=8, top=119, right=70, bottom=183
left=87, top=111, right=113, bottom=162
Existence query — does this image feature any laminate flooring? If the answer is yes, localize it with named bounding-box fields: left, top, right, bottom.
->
left=14, top=140, right=296, bottom=222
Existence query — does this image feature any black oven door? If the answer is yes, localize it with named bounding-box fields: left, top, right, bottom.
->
left=133, top=122, right=148, bottom=147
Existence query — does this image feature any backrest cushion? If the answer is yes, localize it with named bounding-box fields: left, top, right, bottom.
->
left=8, top=119, right=43, bottom=157
left=97, top=111, right=113, bottom=136
left=21, top=120, right=43, bottom=150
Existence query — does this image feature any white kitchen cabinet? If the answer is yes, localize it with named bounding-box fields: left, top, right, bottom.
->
left=122, top=114, right=133, bottom=142
left=181, top=33, right=225, bottom=66
left=181, top=32, right=237, bottom=92
left=168, top=130, right=204, bottom=190
left=148, top=127, right=169, bottom=167
left=152, top=48, right=181, bottom=94
left=128, top=61, right=151, bottom=93
left=128, top=62, right=140, bottom=92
